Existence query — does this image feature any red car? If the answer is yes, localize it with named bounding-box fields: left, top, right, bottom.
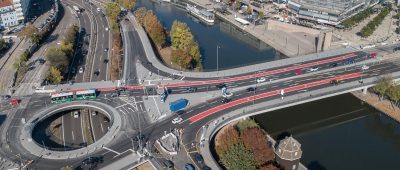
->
left=9, top=99, right=20, bottom=106
left=370, top=52, right=377, bottom=58
left=295, top=70, right=304, bottom=75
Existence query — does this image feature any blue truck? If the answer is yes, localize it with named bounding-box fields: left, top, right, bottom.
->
left=169, top=99, right=188, bottom=112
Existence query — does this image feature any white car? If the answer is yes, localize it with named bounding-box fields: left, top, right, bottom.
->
left=73, top=111, right=79, bottom=118
left=256, top=77, right=266, bottom=83
left=97, top=8, right=101, bottom=12
left=105, top=27, right=109, bottom=31
left=79, top=67, right=83, bottom=73
left=308, top=67, right=319, bottom=72
left=361, top=65, right=369, bottom=70
left=172, top=117, right=183, bottom=124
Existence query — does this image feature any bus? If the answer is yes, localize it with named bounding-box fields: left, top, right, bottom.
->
left=75, top=89, right=97, bottom=100
left=73, top=6, right=80, bottom=13
left=51, top=92, right=74, bottom=103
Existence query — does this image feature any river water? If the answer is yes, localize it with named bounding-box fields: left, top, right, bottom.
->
left=135, top=0, right=280, bottom=71
left=253, top=94, right=400, bottom=170
left=135, top=1, right=400, bottom=169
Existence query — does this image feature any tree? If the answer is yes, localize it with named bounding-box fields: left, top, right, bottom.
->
left=258, top=11, right=265, bottom=19
left=219, top=143, right=257, bottom=170
left=188, top=41, right=201, bottom=68
left=60, top=165, right=73, bottom=170
left=64, top=25, right=79, bottom=44
left=386, top=85, right=400, bottom=106
left=118, top=0, right=135, bottom=10
left=215, top=125, right=240, bottom=156
left=171, top=49, right=193, bottom=69
left=19, top=24, right=42, bottom=44
left=60, top=41, right=74, bottom=58
left=134, top=7, right=148, bottom=26
left=241, top=128, right=275, bottom=166
left=105, top=2, right=121, bottom=20
left=0, top=38, right=5, bottom=50
left=47, top=66, right=63, bottom=84
left=13, top=51, right=30, bottom=69
left=143, top=11, right=166, bottom=47
left=170, top=20, right=194, bottom=50
left=247, top=6, right=253, bottom=15
left=234, top=1, right=241, bottom=11
left=236, top=119, right=259, bottom=132
left=45, top=47, right=69, bottom=69
left=373, top=75, right=393, bottom=100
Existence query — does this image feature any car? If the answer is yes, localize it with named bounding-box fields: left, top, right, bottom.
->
left=124, top=18, right=129, bottom=21
left=73, top=111, right=79, bottom=118
left=172, top=117, right=183, bottom=124
left=256, top=77, right=266, bottom=83
left=103, top=59, right=109, bottom=63
left=294, top=69, right=304, bottom=75
left=133, top=134, right=145, bottom=141
left=38, top=58, right=46, bottom=64
left=346, top=58, right=354, bottom=64
left=202, top=166, right=211, bottom=170
left=160, top=93, right=167, bottom=102
left=105, top=27, right=109, bottom=31
left=176, top=110, right=185, bottom=115
left=185, top=163, right=195, bottom=170
left=91, top=111, right=97, bottom=116
left=97, top=8, right=101, bottom=12
left=215, top=83, right=226, bottom=89
left=184, top=87, right=197, bottom=93
left=222, top=98, right=231, bottom=103
left=361, top=65, right=369, bottom=70
left=101, top=13, right=105, bottom=17
left=369, top=52, right=377, bottom=58
left=104, top=48, right=108, bottom=52
left=246, top=87, right=256, bottom=92
left=330, top=63, right=338, bottom=67
left=71, top=68, right=76, bottom=74
left=194, top=153, right=204, bottom=164
left=82, top=157, right=100, bottom=165
left=163, top=160, right=174, bottom=169
left=79, top=67, right=84, bottom=73
left=94, top=70, right=100, bottom=76
left=308, top=67, right=319, bottom=72
left=0, top=95, right=11, bottom=101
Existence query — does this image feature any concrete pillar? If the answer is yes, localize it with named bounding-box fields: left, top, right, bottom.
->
left=362, top=87, right=368, bottom=95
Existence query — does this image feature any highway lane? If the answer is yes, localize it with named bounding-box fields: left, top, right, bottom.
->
left=89, top=111, right=110, bottom=141
left=64, top=0, right=92, bottom=82
left=63, top=110, right=86, bottom=148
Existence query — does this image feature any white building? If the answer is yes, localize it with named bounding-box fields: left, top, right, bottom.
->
left=12, top=0, right=31, bottom=23
left=0, top=1, right=18, bottom=28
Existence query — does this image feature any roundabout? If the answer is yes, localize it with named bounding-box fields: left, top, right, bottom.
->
left=19, top=101, right=122, bottom=160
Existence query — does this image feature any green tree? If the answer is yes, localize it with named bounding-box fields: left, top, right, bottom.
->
left=170, top=20, right=193, bottom=50
left=0, top=38, right=5, bottom=49
left=171, top=49, right=193, bottom=69
left=45, top=47, right=69, bottom=69
left=13, top=50, right=30, bottom=69
left=387, top=85, right=400, bottom=105
left=258, top=11, right=265, bottom=19
left=118, top=0, right=135, bottom=10
left=236, top=119, right=259, bottom=132
left=61, top=165, right=73, bottom=170
left=247, top=6, right=252, bottom=15
left=373, top=75, right=393, bottom=100
left=47, top=66, right=63, bottom=84
left=105, top=2, right=122, bottom=31
left=60, top=41, right=74, bottom=58
left=219, top=143, right=257, bottom=170
left=188, top=41, right=201, bottom=68
left=19, top=24, right=42, bottom=44
left=64, top=25, right=79, bottom=44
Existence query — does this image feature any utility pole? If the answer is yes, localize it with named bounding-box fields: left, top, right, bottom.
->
left=217, top=45, right=220, bottom=75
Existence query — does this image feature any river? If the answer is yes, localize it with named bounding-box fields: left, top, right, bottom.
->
left=135, top=0, right=281, bottom=71
left=253, top=94, right=400, bottom=170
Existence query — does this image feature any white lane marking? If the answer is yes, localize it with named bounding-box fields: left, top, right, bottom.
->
left=62, top=116, right=66, bottom=147
left=119, top=109, right=126, bottom=115
left=72, top=130, right=75, bottom=142
left=80, top=114, right=86, bottom=143
left=100, top=122, right=104, bottom=133
left=103, top=147, right=121, bottom=155
left=152, top=97, right=161, bottom=116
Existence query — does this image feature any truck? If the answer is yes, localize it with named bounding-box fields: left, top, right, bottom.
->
left=169, top=99, right=188, bottom=113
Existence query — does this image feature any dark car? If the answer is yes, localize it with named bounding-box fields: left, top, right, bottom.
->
left=94, top=70, right=100, bottom=76
left=38, top=58, right=46, bottom=64
left=163, top=160, right=174, bottom=169
left=103, top=59, right=109, bottom=63
left=202, top=166, right=211, bottom=170
left=246, top=87, right=256, bottom=92
left=0, top=95, right=11, bottom=100
left=222, top=98, right=231, bottom=103
left=133, top=134, right=145, bottom=141
left=346, top=58, right=354, bottom=64
left=124, top=18, right=129, bottom=21
left=184, top=87, right=197, bottom=93
left=194, top=153, right=204, bottom=164
left=185, top=163, right=195, bottom=170
left=82, top=157, right=101, bottom=165
left=330, top=63, right=338, bottom=67
left=176, top=110, right=185, bottom=115
left=215, top=83, right=226, bottom=89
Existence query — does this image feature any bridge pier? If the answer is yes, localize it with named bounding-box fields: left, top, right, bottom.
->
left=362, top=87, right=368, bottom=95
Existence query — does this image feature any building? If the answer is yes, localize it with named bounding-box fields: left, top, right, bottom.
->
left=275, top=136, right=303, bottom=170
left=287, top=0, right=375, bottom=25
left=12, top=0, right=31, bottom=23
left=0, top=1, right=18, bottom=28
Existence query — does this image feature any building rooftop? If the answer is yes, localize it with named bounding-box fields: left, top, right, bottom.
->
left=275, top=136, right=302, bottom=161
left=0, top=1, right=12, bottom=8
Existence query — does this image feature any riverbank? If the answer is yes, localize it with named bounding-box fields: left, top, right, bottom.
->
left=352, top=90, right=400, bottom=122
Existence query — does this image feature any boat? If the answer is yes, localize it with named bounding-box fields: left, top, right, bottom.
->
left=186, top=4, right=215, bottom=24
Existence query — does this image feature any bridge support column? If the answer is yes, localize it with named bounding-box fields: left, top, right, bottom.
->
left=362, top=87, right=368, bottom=95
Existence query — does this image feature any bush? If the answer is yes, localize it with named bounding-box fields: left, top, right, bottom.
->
left=360, top=6, right=392, bottom=37
left=219, top=143, right=257, bottom=170
left=343, top=8, right=373, bottom=28
left=236, top=119, right=259, bottom=132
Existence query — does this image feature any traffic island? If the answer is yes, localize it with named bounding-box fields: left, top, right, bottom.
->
left=156, top=132, right=179, bottom=155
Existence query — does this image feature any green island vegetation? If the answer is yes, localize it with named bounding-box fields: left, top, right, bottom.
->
left=373, top=75, right=400, bottom=105
left=342, top=7, right=374, bottom=29
left=215, top=119, right=279, bottom=170
left=360, top=5, right=392, bottom=37
left=134, top=8, right=202, bottom=70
